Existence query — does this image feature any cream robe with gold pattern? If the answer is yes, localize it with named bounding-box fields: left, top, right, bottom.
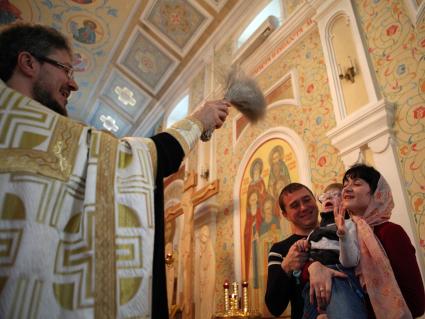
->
left=0, top=81, right=202, bottom=319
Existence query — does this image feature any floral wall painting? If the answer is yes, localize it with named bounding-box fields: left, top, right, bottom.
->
left=239, top=138, right=298, bottom=314
left=118, top=27, right=179, bottom=94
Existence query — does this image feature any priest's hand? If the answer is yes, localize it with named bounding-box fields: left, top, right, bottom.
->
left=190, top=99, right=230, bottom=136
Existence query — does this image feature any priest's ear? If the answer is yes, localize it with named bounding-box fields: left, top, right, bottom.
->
left=15, top=51, right=39, bottom=78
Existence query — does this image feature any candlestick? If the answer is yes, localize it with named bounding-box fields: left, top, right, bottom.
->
left=224, top=281, right=230, bottom=313
left=242, top=281, right=249, bottom=314
left=214, top=280, right=261, bottom=318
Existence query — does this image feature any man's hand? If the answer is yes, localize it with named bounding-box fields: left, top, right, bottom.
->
left=281, top=240, right=309, bottom=274
left=308, top=261, right=347, bottom=309
left=191, top=100, right=230, bottom=132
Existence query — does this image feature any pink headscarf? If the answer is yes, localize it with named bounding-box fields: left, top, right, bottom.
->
left=351, top=176, right=412, bottom=319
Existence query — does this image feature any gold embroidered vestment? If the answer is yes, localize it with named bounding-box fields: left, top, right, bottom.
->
left=0, top=82, right=201, bottom=319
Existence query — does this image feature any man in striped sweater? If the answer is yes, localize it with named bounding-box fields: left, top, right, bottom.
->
left=264, top=183, right=346, bottom=318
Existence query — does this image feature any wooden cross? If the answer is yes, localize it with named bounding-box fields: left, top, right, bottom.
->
left=165, top=171, right=219, bottom=319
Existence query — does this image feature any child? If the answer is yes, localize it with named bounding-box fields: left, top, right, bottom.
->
left=297, top=183, right=367, bottom=319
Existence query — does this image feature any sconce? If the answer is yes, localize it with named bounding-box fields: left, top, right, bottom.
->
left=200, top=167, right=209, bottom=180
left=165, top=252, right=174, bottom=267
left=338, top=56, right=357, bottom=83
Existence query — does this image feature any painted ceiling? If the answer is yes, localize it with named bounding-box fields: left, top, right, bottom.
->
left=2, top=0, right=241, bottom=137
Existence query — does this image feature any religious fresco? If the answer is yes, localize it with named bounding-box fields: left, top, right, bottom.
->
left=143, top=0, right=212, bottom=55
left=70, top=17, right=102, bottom=45
left=72, top=52, right=90, bottom=72
left=353, top=0, right=425, bottom=259
left=239, top=138, right=297, bottom=314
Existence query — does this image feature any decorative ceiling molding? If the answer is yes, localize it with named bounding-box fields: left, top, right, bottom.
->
left=80, top=0, right=142, bottom=120
left=204, top=0, right=228, bottom=12
left=100, top=68, right=152, bottom=120
left=89, top=99, right=132, bottom=137
left=117, top=26, right=180, bottom=94
left=141, top=0, right=213, bottom=56
left=10, top=0, right=247, bottom=136
left=132, top=1, right=249, bottom=136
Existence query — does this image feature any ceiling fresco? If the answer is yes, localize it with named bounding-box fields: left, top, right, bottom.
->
left=118, top=27, right=180, bottom=95
left=2, top=0, right=237, bottom=137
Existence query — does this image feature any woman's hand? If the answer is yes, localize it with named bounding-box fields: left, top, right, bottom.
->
left=308, top=261, right=347, bottom=309
left=333, top=198, right=346, bottom=237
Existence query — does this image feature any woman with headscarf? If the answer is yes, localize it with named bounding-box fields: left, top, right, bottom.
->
left=339, top=164, right=423, bottom=318
left=306, top=164, right=424, bottom=318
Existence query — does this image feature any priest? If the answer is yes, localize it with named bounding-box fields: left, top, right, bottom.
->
left=0, top=23, right=229, bottom=319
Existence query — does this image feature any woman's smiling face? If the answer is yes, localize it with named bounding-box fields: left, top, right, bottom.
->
left=342, top=177, right=373, bottom=216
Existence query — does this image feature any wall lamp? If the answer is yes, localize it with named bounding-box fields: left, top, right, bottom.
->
left=200, top=167, right=210, bottom=180
left=338, top=56, right=357, bottom=83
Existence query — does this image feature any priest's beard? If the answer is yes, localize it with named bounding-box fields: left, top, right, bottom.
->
left=32, top=79, right=68, bottom=117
